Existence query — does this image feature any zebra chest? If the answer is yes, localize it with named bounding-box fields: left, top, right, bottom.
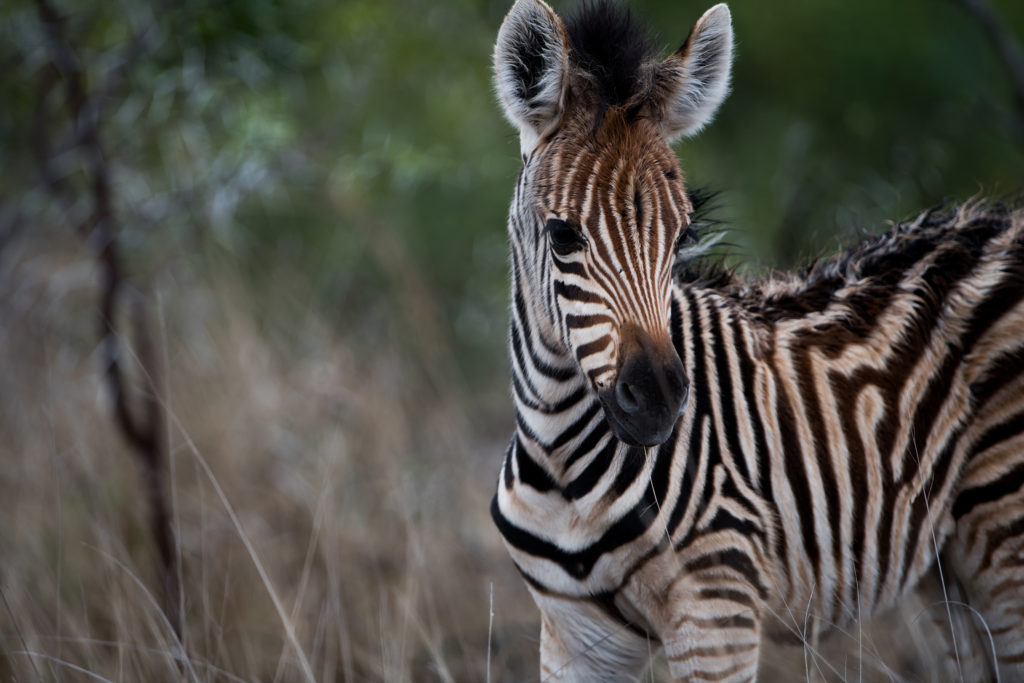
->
left=493, top=474, right=673, bottom=597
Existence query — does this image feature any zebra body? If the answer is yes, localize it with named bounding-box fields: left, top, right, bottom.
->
left=491, top=1, right=1024, bottom=680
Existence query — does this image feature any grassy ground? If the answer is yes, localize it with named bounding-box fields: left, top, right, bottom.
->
left=0, top=224, right=543, bottom=682
left=0, top=225, right=986, bottom=682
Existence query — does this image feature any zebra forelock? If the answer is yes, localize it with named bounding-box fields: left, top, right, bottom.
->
left=563, top=0, right=655, bottom=118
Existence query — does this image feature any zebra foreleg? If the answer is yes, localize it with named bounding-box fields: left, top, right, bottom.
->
left=534, top=596, right=650, bottom=682
left=662, top=594, right=762, bottom=682
left=904, top=560, right=993, bottom=682
left=948, top=533, right=1024, bottom=679
left=945, top=464, right=1024, bottom=680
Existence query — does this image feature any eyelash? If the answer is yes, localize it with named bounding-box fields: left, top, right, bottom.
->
left=546, top=219, right=584, bottom=255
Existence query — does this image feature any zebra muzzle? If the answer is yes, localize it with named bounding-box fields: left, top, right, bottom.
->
left=599, top=331, right=689, bottom=446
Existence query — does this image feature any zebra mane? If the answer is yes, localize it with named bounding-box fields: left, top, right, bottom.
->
left=565, top=0, right=655, bottom=109
left=717, top=201, right=1023, bottom=323
left=673, top=188, right=736, bottom=289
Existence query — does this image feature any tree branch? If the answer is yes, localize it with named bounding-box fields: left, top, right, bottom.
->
left=32, top=0, right=182, bottom=639
left=958, top=0, right=1024, bottom=136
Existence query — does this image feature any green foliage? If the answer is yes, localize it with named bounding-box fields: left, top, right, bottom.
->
left=665, top=0, right=1024, bottom=267
left=3, top=0, right=1023, bottom=386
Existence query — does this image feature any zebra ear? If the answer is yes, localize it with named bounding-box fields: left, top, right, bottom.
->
left=655, top=3, right=734, bottom=140
left=493, top=0, right=569, bottom=155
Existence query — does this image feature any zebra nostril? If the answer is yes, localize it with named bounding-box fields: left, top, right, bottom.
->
left=615, top=378, right=641, bottom=414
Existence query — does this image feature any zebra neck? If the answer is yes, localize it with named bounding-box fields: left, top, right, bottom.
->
left=508, top=312, right=600, bottom=445
left=507, top=261, right=616, bottom=481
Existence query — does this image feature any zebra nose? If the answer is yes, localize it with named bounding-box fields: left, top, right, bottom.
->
left=616, top=351, right=686, bottom=416
left=600, top=327, right=689, bottom=446
left=609, top=346, right=689, bottom=447
left=615, top=361, right=646, bottom=415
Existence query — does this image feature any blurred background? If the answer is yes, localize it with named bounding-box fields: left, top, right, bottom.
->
left=0, top=0, right=1022, bottom=680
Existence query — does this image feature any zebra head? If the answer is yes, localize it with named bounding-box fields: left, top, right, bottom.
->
left=494, top=0, right=734, bottom=447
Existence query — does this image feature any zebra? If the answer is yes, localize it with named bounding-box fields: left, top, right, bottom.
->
left=489, top=0, right=1024, bottom=680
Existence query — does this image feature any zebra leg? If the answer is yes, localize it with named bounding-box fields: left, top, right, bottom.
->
left=947, top=487, right=1024, bottom=679
left=534, top=597, right=650, bottom=682
left=661, top=591, right=761, bottom=682
left=913, top=560, right=995, bottom=682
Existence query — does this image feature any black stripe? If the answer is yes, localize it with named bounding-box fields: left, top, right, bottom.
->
left=587, top=365, right=615, bottom=382
left=546, top=385, right=590, bottom=413
left=492, top=433, right=675, bottom=579
left=685, top=548, right=767, bottom=600
left=873, top=485, right=897, bottom=605
left=698, top=587, right=755, bottom=609
left=665, top=297, right=699, bottom=538
left=979, top=515, right=1024, bottom=575
left=773, top=363, right=822, bottom=585
left=972, top=411, right=1024, bottom=472
left=554, top=258, right=587, bottom=277
left=511, top=371, right=546, bottom=412
left=733, top=318, right=786, bottom=561
left=563, top=413, right=610, bottom=470
left=708, top=303, right=750, bottom=483
left=566, top=313, right=616, bottom=329
left=953, top=420, right=1024, bottom=520
left=515, top=407, right=544, bottom=444
left=608, top=446, right=645, bottom=497
left=831, top=372, right=870, bottom=605
left=510, top=242, right=562, bottom=360
left=961, top=245, right=1024, bottom=353
left=514, top=286, right=575, bottom=380
left=575, top=335, right=611, bottom=361
left=899, top=422, right=965, bottom=591
left=554, top=281, right=605, bottom=306
left=677, top=293, right=720, bottom=534
left=509, top=323, right=544, bottom=399
left=793, top=346, right=841, bottom=613
left=492, top=495, right=588, bottom=577
left=669, top=295, right=685, bottom=355
left=971, top=345, right=1024, bottom=411
left=591, top=592, right=653, bottom=640
left=516, top=437, right=558, bottom=493
left=547, top=402, right=601, bottom=452
left=904, top=352, right=960, bottom=487
left=718, top=475, right=761, bottom=521
left=894, top=347, right=966, bottom=592
left=564, top=438, right=618, bottom=499
left=704, top=507, right=765, bottom=545
left=503, top=439, right=514, bottom=490
left=686, top=293, right=713, bottom=437
left=847, top=370, right=899, bottom=607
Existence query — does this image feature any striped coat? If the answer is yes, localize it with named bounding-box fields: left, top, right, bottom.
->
left=491, top=0, right=1024, bottom=680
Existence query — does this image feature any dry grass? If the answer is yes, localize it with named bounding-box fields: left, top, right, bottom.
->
left=0, top=227, right=538, bottom=682
left=0, top=225, right=992, bottom=682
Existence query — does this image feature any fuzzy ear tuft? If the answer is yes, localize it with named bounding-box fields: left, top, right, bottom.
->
left=656, top=3, right=734, bottom=140
left=493, top=0, right=569, bottom=154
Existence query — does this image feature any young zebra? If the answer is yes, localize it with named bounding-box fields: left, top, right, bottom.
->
left=490, top=0, right=1024, bottom=680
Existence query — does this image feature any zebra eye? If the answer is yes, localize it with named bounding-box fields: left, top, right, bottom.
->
left=546, top=219, right=583, bottom=255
